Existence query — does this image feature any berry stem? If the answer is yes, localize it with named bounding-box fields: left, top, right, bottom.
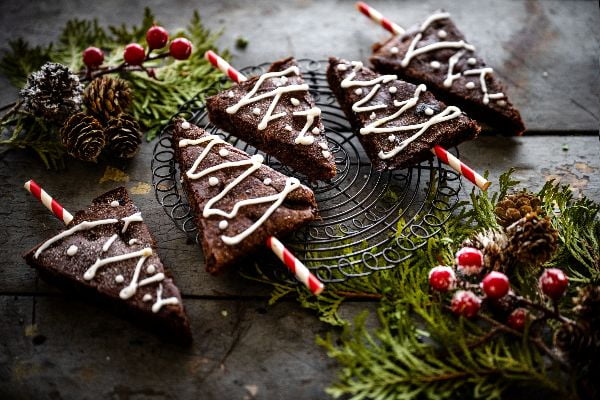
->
left=79, top=52, right=170, bottom=82
left=516, top=295, right=574, bottom=324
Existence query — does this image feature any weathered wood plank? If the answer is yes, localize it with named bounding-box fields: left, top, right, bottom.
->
left=1, top=136, right=597, bottom=296
left=0, top=0, right=598, bottom=131
left=0, top=295, right=377, bottom=400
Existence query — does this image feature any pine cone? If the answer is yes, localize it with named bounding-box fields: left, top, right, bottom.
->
left=84, top=76, right=132, bottom=122
left=554, top=321, right=599, bottom=361
left=20, top=62, right=83, bottom=124
left=462, top=229, right=511, bottom=273
left=573, top=286, right=600, bottom=322
left=104, top=114, right=142, bottom=159
left=505, top=213, right=558, bottom=268
left=60, top=112, right=105, bottom=162
left=495, top=190, right=543, bottom=228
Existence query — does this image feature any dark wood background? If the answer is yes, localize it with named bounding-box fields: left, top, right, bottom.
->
left=0, top=1, right=598, bottom=399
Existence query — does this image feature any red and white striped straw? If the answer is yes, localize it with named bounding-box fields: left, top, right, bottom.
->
left=205, top=50, right=247, bottom=84
left=356, top=2, right=490, bottom=191
left=267, top=237, right=324, bottom=295
left=24, top=179, right=73, bottom=225
left=356, top=1, right=405, bottom=36
left=432, top=146, right=491, bottom=190
left=204, top=52, right=325, bottom=294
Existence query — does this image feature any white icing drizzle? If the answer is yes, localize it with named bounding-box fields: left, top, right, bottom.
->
left=219, top=220, right=228, bottom=230
left=84, top=248, right=152, bottom=280
left=252, top=107, right=261, bottom=115
left=179, top=135, right=302, bottom=245
left=290, top=98, right=300, bottom=106
left=322, top=151, right=331, bottom=158
left=34, top=218, right=119, bottom=258
left=388, top=135, right=396, bottom=142
left=354, top=88, right=363, bottom=95
left=443, top=49, right=465, bottom=88
left=225, top=66, right=309, bottom=130
left=337, top=64, right=348, bottom=71
left=209, top=177, right=219, bottom=186
left=152, top=284, right=179, bottom=313
left=369, top=112, right=377, bottom=120
left=143, top=294, right=152, bottom=302
left=388, top=86, right=397, bottom=94
left=219, top=149, right=229, bottom=157
left=497, top=100, right=507, bottom=106
left=398, top=12, right=504, bottom=104
left=181, top=121, right=191, bottom=130
left=390, top=47, right=399, bottom=54
left=102, top=234, right=118, bottom=252
left=121, top=212, right=143, bottom=234
left=66, top=245, right=78, bottom=256
left=227, top=91, right=235, bottom=98
left=128, top=239, right=140, bottom=245
left=263, top=178, right=272, bottom=185
left=311, top=127, right=320, bottom=135
left=284, top=124, right=292, bottom=131
left=424, top=108, right=434, bottom=116
left=146, top=264, right=156, bottom=274
left=341, top=62, right=396, bottom=114
left=110, top=200, right=119, bottom=207
left=465, top=82, right=475, bottom=89
left=115, top=274, right=124, bottom=283
left=463, top=68, right=505, bottom=104
left=119, top=252, right=165, bottom=300
left=318, top=142, right=328, bottom=150
left=292, top=107, right=321, bottom=145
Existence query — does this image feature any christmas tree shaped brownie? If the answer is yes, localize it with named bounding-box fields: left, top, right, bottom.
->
left=327, top=57, right=480, bottom=171
left=206, top=57, right=336, bottom=181
left=370, top=11, right=525, bottom=136
left=173, top=120, right=318, bottom=274
left=23, top=187, right=191, bottom=343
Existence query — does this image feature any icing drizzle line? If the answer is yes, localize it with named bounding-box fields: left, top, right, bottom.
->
left=34, top=211, right=178, bottom=313
left=179, top=135, right=301, bottom=245
left=225, top=66, right=325, bottom=148
left=338, top=61, right=462, bottom=160
left=396, top=12, right=504, bottom=104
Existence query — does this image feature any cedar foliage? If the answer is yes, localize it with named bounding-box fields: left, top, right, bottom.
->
left=249, top=170, right=599, bottom=399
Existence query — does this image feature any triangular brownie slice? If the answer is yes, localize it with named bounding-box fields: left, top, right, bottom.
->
left=172, top=120, right=318, bottom=274
left=206, top=57, right=336, bottom=181
left=23, top=187, right=191, bottom=343
left=370, top=11, right=525, bottom=136
left=327, top=57, right=480, bottom=171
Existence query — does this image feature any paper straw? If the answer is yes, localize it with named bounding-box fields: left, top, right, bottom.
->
left=24, top=180, right=74, bottom=225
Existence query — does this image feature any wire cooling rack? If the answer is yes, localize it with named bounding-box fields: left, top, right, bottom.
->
left=151, top=59, right=462, bottom=283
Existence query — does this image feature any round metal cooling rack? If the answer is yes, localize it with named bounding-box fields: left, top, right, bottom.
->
left=151, top=59, right=462, bottom=283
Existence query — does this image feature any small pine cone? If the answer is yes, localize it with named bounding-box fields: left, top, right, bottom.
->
left=104, top=114, right=142, bottom=159
left=84, top=76, right=132, bottom=122
left=505, top=212, right=558, bottom=267
left=462, top=229, right=511, bottom=273
left=495, top=190, right=543, bottom=227
left=60, top=112, right=105, bottom=162
left=488, top=291, right=518, bottom=317
left=20, top=62, right=83, bottom=124
left=573, top=286, right=600, bottom=323
left=554, top=321, right=599, bottom=362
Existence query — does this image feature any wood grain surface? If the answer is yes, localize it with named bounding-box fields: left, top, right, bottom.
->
left=0, top=1, right=598, bottom=399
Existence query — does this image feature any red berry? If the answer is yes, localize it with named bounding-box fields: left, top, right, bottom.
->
left=539, top=268, right=568, bottom=300
left=169, top=38, right=192, bottom=60
left=455, top=247, right=484, bottom=275
left=507, top=308, right=528, bottom=331
left=82, top=47, right=104, bottom=68
left=146, top=25, right=169, bottom=49
left=124, top=43, right=146, bottom=65
left=428, top=266, right=455, bottom=292
left=451, top=290, right=481, bottom=318
left=482, top=271, right=510, bottom=299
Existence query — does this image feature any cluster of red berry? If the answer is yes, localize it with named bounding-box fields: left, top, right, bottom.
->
left=82, top=25, right=193, bottom=71
left=428, top=247, right=569, bottom=330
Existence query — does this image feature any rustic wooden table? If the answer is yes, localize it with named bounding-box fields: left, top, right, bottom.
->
left=0, top=1, right=598, bottom=399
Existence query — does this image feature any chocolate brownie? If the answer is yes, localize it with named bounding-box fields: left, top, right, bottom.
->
left=327, top=57, right=480, bottom=171
left=206, top=57, right=336, bottom=181
left=172, top=120, right=318, bottom=274
left=23, top=187, right=191, bottom=343
left=370, top=11, right=525, bottom=136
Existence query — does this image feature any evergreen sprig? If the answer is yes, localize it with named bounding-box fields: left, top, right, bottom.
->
left=248, top=171, right=598, bottom=399
left=0, top=8, right=229, bottom=168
